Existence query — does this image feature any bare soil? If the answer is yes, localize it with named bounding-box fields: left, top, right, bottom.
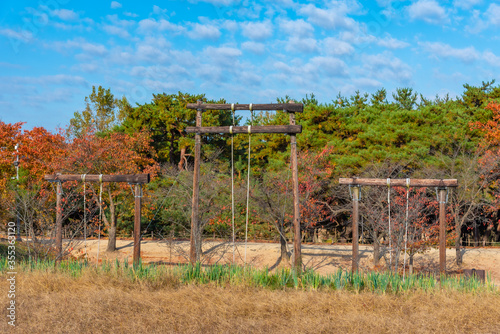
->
left=71, top=238, right=500, bottom=284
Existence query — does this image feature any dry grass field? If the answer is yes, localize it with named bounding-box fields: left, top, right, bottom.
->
left=2, top=239, right=500, bottom=333
left=1, top=269, right=500, bottom=334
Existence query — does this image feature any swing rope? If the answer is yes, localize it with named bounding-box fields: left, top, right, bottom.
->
left=244, top=104, right=253, bottom=264
left=403, top=178, right=410, bottom=280
left=230, top=103, right=236, bottom=264
left=96, top=174, right=103, bottom=266
left=81, top=174, right=87, bottom=257
left=387, top=178, right=392, bottom=268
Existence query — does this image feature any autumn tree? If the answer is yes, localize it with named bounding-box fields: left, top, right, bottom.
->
left=120, top=92, right=234, bottom=169
left=469, top=101, right=500, bottom=245
left=56, top=125, right=159, bottom=252
left=0, top=121, right=24, bottom=222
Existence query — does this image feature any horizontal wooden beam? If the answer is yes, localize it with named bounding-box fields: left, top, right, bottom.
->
left=186, top=103, right=303, bottom=113
left=339, top=178, right=458, bottom=187
left=185, top=125, right=302, bottom=134
left=44, top=173, right=150, bottom=184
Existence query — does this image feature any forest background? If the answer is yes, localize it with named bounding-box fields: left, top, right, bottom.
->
left=1, top=80, right=500, bottom=266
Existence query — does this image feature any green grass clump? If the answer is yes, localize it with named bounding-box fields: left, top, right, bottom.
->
left=1, top=254, right=497, bottom=294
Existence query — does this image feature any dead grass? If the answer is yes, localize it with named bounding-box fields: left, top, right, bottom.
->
left=1, top=270, right=499, bottom=334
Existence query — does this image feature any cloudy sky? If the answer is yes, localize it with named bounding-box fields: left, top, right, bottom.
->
left=0, top=0, right=499, bottom=130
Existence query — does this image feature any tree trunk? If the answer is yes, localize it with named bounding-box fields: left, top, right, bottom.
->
left=107, top=226, right=116, bottom=252
left=373, top=230, right=380, bottom=266
left=409, top=253, right=414, bottom=275
left=393, top=248, right=400, bottom=274
left=455, top=214, right=463, bottom=266
left=169, top=131, right=175, bottom=164
left=279, top=219, right=290, bottom=265
left=178, top=146, right=187, bottom=171
left=106, top=185, right=117, bottom=252
left=474, top=223, right=479, bottom=247
left=195, top=227, right=202, bottom=261
left=455, top=233, right=463, bottom=265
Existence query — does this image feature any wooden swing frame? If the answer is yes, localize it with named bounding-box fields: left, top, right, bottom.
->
left=185, top=101, right=304, bottom=270
left=44, top=173, right=150, bottom=264
left=339, top=177, right=458, bottom=273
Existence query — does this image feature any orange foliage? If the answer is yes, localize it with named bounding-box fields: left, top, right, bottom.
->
left=58, top=126, right=159, bottom=177
left=471, top=101, right=500, bottom=146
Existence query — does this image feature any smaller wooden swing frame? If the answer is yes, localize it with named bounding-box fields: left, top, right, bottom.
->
left=339, top=177, right=458, bottom=274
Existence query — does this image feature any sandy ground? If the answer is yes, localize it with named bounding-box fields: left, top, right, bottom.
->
left=69, top=238, right=500, bottom=285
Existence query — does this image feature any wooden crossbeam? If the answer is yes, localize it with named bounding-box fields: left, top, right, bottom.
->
left=339, top=178, right=458, bottom=187
left=185, top=125, right=302, bottom=134
left=186, top=102, right=303, bottom=113
left=44, top=173, right=150, bottom=184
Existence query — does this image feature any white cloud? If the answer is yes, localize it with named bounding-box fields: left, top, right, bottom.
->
left=111, top=1, right=122, bottom=9
left=285, top=37, right=318, bottom=53
left=359, top=52, right=413, bottom=83
left=305, top=57, right=348, bottom=77
left=137, top=18, right=185, bottom=34
left=194, top=0, right=240, bottom=5
left=130, top=65, right=190, bottom=80
left=103, top=25, right=130, bottom=38
left=106, top=14, right=135, bottom=28
left=453, top=0, right=482, bottom=10
left=133, top=37, right=172, bottom=63
left=0, top=28, right=33, bottom=42
left=103, top=15, right=134, bottom=38
left=407, top=0, right=448, bottom=24
left=483, top=51, right=500, bottom=67
left=241, top=21, right=273, bottom=40
left=353, top=78, right=383, bottom=89
left=187, top=23, right=221, bottom=40
left=153, top=5, right=168, bottom=15
left=241, top=41, right=266, bottom=54
left=376, top=36, right=410, bottom=49
left=49, top=39, right=108, bottom=56
left=72, top=63, right=99, bottom=73
left=205, top=46, right=242, bottom=60
left=11, top=74, right=88, bottom=87
left=298, top=3, right=358, bottom=30
left=278, top=19, right=314, bottom=38
left=486, top=4, right=500, bottom=26
left=52, top=9, right=78, bottom=21
left=322, top=38, right=354, bottom=55
left=420, top=41, right=479, bottom=63
left=464, top=9, right=488, bottom=33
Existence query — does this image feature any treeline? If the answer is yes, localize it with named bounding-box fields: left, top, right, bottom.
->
left=1, top=81, right=500, bottom=264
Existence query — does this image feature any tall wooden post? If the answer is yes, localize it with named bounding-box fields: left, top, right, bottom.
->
left=55, top=181, right=63, bottom=261
left=439, top=188, right=447, bottom=274
left=289, top=109, right=302, bottom=271
left=133, top=184, right=142, bottom=265
left=190, top=103, right=203, bottom=264
left=352, top=186, right=360, bottom=272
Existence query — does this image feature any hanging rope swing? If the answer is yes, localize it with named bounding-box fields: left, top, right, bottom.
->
left=96, top=174, right=103, bottom=266
left=387, top=178, right=392, bottom=268
left=403, top=177, right=410, bottom=280
left=244, top=104, right=253, bottom=264
left=228, top=103, right=254, bottom=265
left=81, top=174, right=87, bottom=257
left=230, top=104, right=236, bottom=264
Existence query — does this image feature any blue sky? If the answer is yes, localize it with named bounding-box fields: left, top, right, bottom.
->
left=0, top=0, right=499, bottom=130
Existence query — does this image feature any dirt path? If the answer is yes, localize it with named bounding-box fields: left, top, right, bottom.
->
left=70, top=239, right=500, bottom=284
